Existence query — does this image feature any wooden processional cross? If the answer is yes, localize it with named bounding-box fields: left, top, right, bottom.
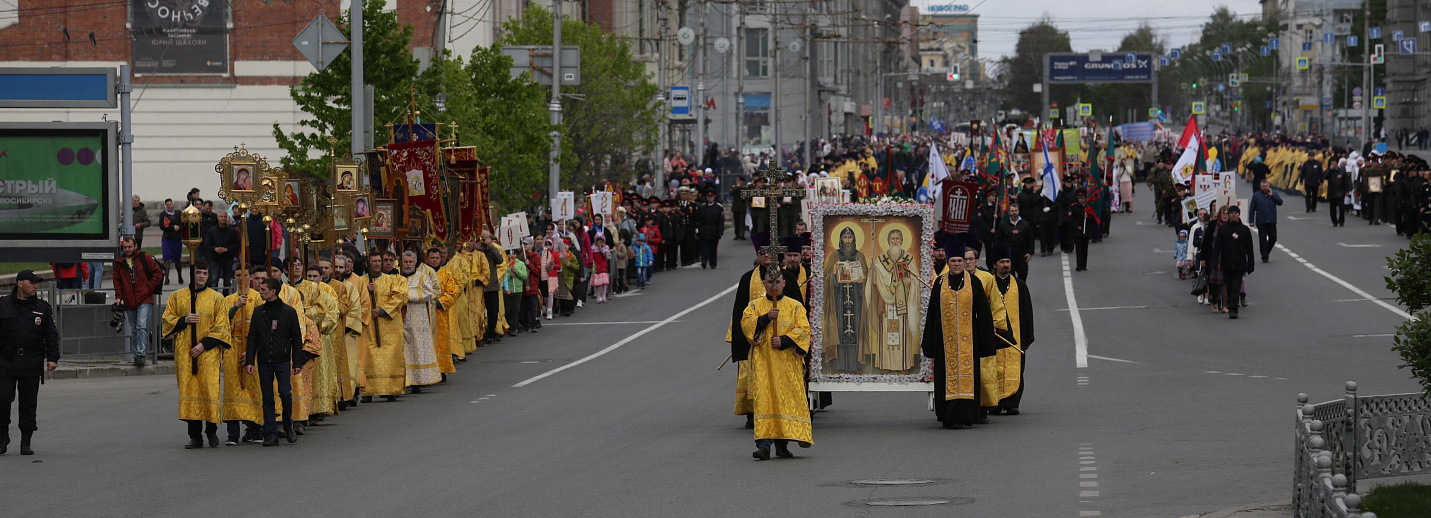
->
left=740, top=167, right=806, bottom=257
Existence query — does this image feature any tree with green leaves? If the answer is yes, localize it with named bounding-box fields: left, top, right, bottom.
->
left=413, top=48, right=552, bottom=212
left=499, top=5, right=660, bottom=187
left=273, top=0, right=418, bottom=176
left=1005, top=19, right=1073, bottom=118
left=1387, top=235, right=1431, bottom=396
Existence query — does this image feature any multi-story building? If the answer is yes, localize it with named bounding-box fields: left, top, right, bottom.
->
left=1383, top=0, right=1430, bottom=138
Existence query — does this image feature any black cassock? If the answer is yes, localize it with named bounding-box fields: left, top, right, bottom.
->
left=920, top=272, right=998, bottom=428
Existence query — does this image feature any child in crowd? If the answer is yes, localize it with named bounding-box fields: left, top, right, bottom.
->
left=633, top=233, right=654, bottom=288
left=1174, top=229, right=1190, bottom=279
left=590, top=236, right=612, bottom=303
left=613, top=230, right=632, bottom=295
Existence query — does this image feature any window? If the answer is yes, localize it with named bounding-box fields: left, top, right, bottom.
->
left=745, top=28, right=769, bottom=78
left=742, top=94, right=772, bottom=147
left=818, top=41, right=838, bottom=80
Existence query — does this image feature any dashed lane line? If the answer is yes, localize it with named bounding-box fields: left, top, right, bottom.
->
left=1269, top=240, right=1411, bottom=320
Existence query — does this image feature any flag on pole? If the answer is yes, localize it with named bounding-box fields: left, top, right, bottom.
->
left=1172, top=134, right=1201, bottom=185
left=1040, top=138, right=1060, bottom=202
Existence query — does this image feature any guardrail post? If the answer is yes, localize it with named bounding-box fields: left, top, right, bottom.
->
left=1331, top=473, right=1347, bottom=514
left=1316, top=452, right=1334, bottom=516
left=1344, top=381, right=1358, bottom=491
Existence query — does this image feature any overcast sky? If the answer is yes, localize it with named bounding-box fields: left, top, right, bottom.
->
left=964, top=0, right=1265, bottom=61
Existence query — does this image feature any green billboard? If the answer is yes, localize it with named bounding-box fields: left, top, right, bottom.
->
left=0, top=131, right=107, bottom=236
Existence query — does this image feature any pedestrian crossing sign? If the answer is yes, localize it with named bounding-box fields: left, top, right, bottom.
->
left=1295, top=57, right=1310, bottom=70
left=1078, top=103, right=1092, bottom=117
left=1373, top=96, right=1386, bottom=110
left=1191, top=101, right=1206, bottom=115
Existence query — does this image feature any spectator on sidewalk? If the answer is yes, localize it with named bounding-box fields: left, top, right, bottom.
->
left=1248, top=180, right=1284, bottom=263
left=114, top=236, right=163, bottom=367
left=159, top=199, right=184, bottom=285
left=48, top=263, right=87, bottom=290
left=130, top=196, right=151, bottom=249
left=202, top=211, right=240, bottom=291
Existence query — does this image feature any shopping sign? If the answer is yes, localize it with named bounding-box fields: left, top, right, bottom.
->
left=940, top=180, right=979, bottom=233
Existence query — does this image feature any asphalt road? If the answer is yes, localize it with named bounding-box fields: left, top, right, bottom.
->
left=0, top=186, right=1418, bottom=517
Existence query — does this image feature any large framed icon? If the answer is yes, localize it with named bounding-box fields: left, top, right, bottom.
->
left=807, top=203, right=936, bottom=389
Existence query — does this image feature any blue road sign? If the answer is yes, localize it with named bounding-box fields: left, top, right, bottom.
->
left=1402, top=38, right=1418, bottom=54
left=1324, top=32, right=1334, bottom=44
left=1421, top=21, right=1431, bottom=33
left=1375, top=87, right=1385, bottom=96
left=1221, top=43, right=1232, bottom=55
left=1265, top=100, right=1273, bottom=109
left=1270, top=38, right=1280, bottom=50
left=1261, top=45, right=1270, bottom=56
left=1171, top=47, right=1182, bottom=59
left=1213, top=52, right=1222, bottom=62
left=1370, top=27, right=1381, bottom=39
left=1217, top=84, right=1226, bottom=92
left=669, top=85, right=691, bottom=116
left=1348, top=35, right=1358, bottom=46
left=1160, top=56, right=1169, bottom=67
left=1393, top=30, right=1404, bottom=41
left=1303, top=41, right=1314, bottom=51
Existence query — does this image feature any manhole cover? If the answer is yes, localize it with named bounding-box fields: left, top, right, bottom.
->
left=851, top=479, right=936, bottom=486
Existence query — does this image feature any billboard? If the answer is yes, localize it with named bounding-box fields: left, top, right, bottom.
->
left=0, top=123, right=119, bottom=261
left=1048, top=53, right=1155, bottom=83
left=131, top=0, right=230, bottom=75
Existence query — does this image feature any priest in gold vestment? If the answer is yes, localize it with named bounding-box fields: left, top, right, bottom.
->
left=726, top=234, right=774, bottom=429
left=433, top=248, right=464, bottom=373
left=962, top=245, right=1014, bottom=410
left=336, top=254, right=371, bottom=403
left=361, top=253, right=409, bottom=400
left=221, top=266, right=266, bottom=444
left=400, top=251, right=442, bottom=389
left=324, top=256, right=362, bottom=407
left=740, top=268, right=813, bottom=460
left=991, top=246, right=1035, bottom=414
left=161, top=262, right=233, bottom=449
left=301, top=265, right=343, bottom=416
left=920, top=240, right=998, bottom=429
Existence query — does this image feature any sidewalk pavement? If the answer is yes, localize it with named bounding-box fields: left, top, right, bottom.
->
left=50, top=354, right=174, bottom=380
left=1181, top=500, right=1293, bottom=518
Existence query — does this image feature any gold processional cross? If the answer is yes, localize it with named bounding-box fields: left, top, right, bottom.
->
left=740, top=166, right=806, bottom=258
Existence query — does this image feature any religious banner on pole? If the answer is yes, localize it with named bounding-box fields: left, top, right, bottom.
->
left=451, top=159, right=482, bottom=243
left=939, top=180, right=978, bottom=234
left=386, top=140, right=449, bottom=240
left=589, top=191, right=614, bottom=217
left=476, top=167, right=491, bottom=232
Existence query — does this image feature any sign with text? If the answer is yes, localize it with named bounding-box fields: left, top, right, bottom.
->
left=589, top=191, right=614, bottom=216
left=939, top=180, right=978, bottom=233
left=552, top=192, right=575, bottom=221
left=131, top=0, right=229, bottom=75
left=0, top=123, right=120, bottom=261
left=1047, top=53, right=1155, bottom=83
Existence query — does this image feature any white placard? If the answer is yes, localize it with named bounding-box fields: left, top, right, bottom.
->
left=508, top=211, right=530, bottom=238
left=1218, top=172, right=1237, bottom=208
left=552, top=191, right=576, bottom=220
left=499, top=217, right=522, bottom=250
left=590, top=192, right=614, bottom=217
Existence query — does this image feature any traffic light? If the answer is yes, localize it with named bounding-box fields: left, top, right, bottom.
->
left=1192, top=82, right=1199, bottom=89
left=948, top=64, right=960, bottom=81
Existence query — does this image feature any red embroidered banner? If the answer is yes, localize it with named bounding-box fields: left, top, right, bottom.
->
left=386, top=140, right=448, bottom=241
left=476, top=167, right=491, bottom=232
left=451, top=159, right=482, bottom=243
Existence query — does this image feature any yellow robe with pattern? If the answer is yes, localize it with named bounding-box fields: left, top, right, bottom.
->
left=329, top=278, right=360, bottom=400
left=729, top=268, right=766, bottom=416
left=403, top=264, right=443, bottom=386
left=276, top=283, right=318, bottom=421
left=467, top=251, right=491, bottom=353
left=342, top=274, right=372, bottom=391
left=162, top=287, right=233, bottom=424
left=996, top=274, right=1026, bottom=400
left=295, top=280, right=341, bottom=415
left=972, top=268, right=1008, bottom=407
left=741, top=295, right=813, bottom=445
left=222, top=289, right=264, bottom=424
left=361, top=272, right=409, bottom=396
left=493, top=247, right=511, bottom=335
left=435, top=264, right=465, bottom=373
left=445, top=252, right=474, bottom=359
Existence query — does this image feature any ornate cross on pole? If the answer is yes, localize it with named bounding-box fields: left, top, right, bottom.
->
left=740, top=166, right=805, bottom=257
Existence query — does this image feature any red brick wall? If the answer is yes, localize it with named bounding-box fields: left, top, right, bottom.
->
left=0, top=1, right=438, bottom=85
left=587, top=0, right=614, bottom=31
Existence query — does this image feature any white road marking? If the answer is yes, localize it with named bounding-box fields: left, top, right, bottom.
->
left=1153, top=248, right=1172, bottom=254
left=513, top=284, right=741, bottom=387
left=1056, top=305, right=1150, bottom=312
left=1081, top=512, right=1103, bottom=517
left=1352, top=333, right=1395, bottom=338
left=1088, top=355, right=1138, bottom=364
left=1062, top=253, right=1089, bottom=369
left=1250, top=375, right=1268, bottom=379
left=1336, top=242, right=1382, bottom=248
left=610, top=291, right=644, bottom=298
left=1205, top=370, right=1221, bottom=374
left=1275, top=242, right=1412, bottom=320
left=543, top=320, right=668, bottom=326
left=1225, top=373, right=1244, bottom=376
left=1287, top=216, right=1316, bottom=221
left=1080, top=491, right=1100, bottom=497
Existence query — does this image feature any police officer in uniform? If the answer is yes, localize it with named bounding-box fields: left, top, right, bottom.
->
left=0, top=270, right=60, bottom=455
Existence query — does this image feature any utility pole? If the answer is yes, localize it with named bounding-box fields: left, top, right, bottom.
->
left=802, top=3, right=812, bottom=169
left=549, top=0, right=563, bottom=202
left=351, top=0, right=365, bottom=156
left=1360, top=0, right=1371, bottom=150
left=655, top=0, right=668, bottom=191
left=696, top=0, right=707, bottom=164
left=735, top=1, right=745, bottom=153
left=772, top=14, right=782, bottom=168
left=875, top=51, right=883, bottom=135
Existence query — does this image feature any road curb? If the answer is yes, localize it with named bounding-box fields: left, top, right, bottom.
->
left=1183, top=499, right=1293, bottom=518
left=49, top=363, right=175, bottom=380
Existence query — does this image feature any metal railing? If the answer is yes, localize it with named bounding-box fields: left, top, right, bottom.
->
left=1293, top=381, right=1431, bottom=517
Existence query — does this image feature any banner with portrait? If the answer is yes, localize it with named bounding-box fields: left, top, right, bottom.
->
left=130, top=0, right=229, bottom=75
left=808, top=203, right=935, bottom=388
left=386, top=140, right=448, bottom=241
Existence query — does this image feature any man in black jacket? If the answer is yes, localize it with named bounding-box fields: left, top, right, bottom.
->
left=1325, top=163, right=1352, bottom=227
left=1069, top=190, right=1100, bottom=272
left=975, top=191, right=999, bottom=270
left=1300, top=159, right=1324, bottom=213
left=1213, top=205, right=1256, bottom=319
left=244, top=277, right=311, bottom=446
left=0, top=270, right=59, bottom=455
left=696, top=188, right=725, bottom=269
left=994, top=205, right=1035, bottom=280
left=202, top=211, right=240, bottom=291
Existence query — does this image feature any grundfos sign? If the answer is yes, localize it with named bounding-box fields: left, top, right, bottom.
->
left=130, top=0, right=230, bottom=75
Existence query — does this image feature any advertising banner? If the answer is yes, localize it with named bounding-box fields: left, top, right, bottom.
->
left=131, top=0, right=230, bottom=75
left=1048, top=53, right=1155, bottom=83
left=0, top=132, right=107, bottom=236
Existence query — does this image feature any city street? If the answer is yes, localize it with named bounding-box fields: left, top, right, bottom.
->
left=1, top=182, right=1417, bottom=517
